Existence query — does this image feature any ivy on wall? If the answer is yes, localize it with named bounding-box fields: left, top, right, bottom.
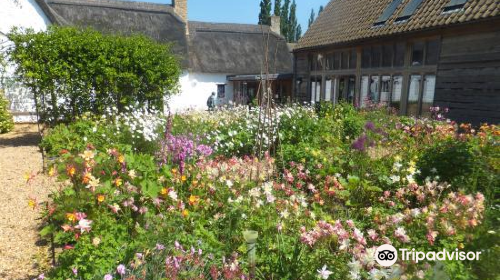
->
left=7, top=26, right=181, bottom=124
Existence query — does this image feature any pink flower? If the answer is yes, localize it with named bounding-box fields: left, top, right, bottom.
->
left=104, top=274, right=113, bottom=280
left=426, top=231, right=438, bottom=245
left=116, top=264, right=126, bottom=276
left=75, top=212, right=87, bottom=221
left=346, top=220, right=355, bottom=228
left=367, top=229, right=378, bottom=241
left=394, top=227, right=410, bottom=243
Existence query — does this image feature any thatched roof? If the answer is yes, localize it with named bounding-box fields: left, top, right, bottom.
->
left=39, top=0, right=189, bottom=66
left=34, top=0, right=293, bottom=74
left=187, top=21, right=292, bottom=74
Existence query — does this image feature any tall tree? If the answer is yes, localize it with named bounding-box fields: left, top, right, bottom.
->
left=274, top=0, right=281, bottom=16
left=258, top=0, right=272, bottom=25
left=318, top=5, right=324, bottom=16
left=295, top=24, right=302, bottom=42
left=289, top=0, right=301, bottom=42
left=280, top=0, right=290, bottom=39
left=308, top=8, right=316, bottom=28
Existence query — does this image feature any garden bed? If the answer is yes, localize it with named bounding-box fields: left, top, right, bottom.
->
left=31, top=104, right=499, bottom=280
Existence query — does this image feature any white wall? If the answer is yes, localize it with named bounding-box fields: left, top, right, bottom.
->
left=1, top=0, right=50, bottom=122
left=167, top=71, right=234, bottom=112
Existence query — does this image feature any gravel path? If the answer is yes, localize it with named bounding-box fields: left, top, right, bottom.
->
left=0, top=125, right=54, bottom=280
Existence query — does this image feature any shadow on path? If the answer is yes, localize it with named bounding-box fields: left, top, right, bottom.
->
left=0, top=125, right=41, bottom=148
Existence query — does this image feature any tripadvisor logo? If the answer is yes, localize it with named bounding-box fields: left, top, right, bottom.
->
left=375, top=244, right=482, bottom=267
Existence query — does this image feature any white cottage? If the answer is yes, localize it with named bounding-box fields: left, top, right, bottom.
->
left=3, top=0, right=292, bottom=117
left=1, top=0, right=51, bottom=121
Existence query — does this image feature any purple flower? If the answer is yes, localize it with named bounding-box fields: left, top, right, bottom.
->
left=364, top=121, right=375, bottom=131
left=156, top=243, right=165, bottom=250
left=72, top=267, right=78, bottom=276
left=116, top=264, right=126, bottom=276
left=351, top=134, right=367, bottom=151
left=104, top=274, right=113, bottom=280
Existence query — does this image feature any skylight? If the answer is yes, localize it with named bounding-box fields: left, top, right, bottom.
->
left=374, top=0, right=403, bottom=26
left=395, top=0, right=424, bottom=22
left=443, top=0, right=468, bottom=12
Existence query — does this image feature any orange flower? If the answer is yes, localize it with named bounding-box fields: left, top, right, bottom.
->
left=171, top=168, right=178, bottom=174
left=82, top=172, right=92, bottom=184
left=28, top=198, right=37, bottom=210
left=117, top=155, right=125, bottom=164
left=189, top=195, right=200, bottom=206
left=192, top=180, right=199, bottom=187
left=182, top=209, right=189, bottom=218
left=48, top=166, right=56, bottom=177
left=181, top=175, right=187, bottom=182
left=114, top=178, right=123, bottom=187
left=66, top=166, right=76, bottom=177
left=97, top=194, right=105, bottom=203
left=160, top=188, right=169, bottom=196
left=66, top=212, right=77, bottom=223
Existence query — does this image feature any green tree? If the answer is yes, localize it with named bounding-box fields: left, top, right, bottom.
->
left=280, top=0, right=290, bottom=39
left=318, top=5, right=324, bottom=16
left=258, top=0, right=272, bottom=25
left=295, top=24, right=302, bottom=42
left=0, top=90, right=14, bottom=134
left=8, top=26, right=181, bottom=124
left=308, top=8, right=316, bottom=28
left=274, top=0, right=281, bottom=16
left=0, top=50, right=14, bottom=133
left=288, top=0, right=301, bottom=42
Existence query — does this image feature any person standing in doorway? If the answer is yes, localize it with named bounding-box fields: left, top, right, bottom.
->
left=207, top=92, right=216, bottom=111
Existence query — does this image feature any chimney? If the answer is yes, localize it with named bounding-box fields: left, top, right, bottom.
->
left=270, top=15, right=281, bottom=35
left=172, top=0, right=188, bottom=23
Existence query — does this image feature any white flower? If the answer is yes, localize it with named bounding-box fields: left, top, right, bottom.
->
left=249, top=188, right=261, bottom=198
left=168, top=190, right=178, bottom=201
left=317, top=265, right=333, bottom=279
left=75, top=219, right=93, bottom=233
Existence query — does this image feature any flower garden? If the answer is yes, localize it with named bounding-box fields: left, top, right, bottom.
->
left=30, top=103, right=498, bottom=280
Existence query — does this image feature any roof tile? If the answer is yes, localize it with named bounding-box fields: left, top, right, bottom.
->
left=297, top=0, right=500, bottom=50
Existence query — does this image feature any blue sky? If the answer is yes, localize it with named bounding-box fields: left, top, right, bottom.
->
left=135, top=0, right=329, bottom=35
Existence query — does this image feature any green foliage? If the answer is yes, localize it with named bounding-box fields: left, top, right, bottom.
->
left=258, top=0, right=272, bottom=25
left=0, top=90, right=14, bottom=134
left=36, top=104, right=499, bottom=280
left=7, top=26, right=180, bottom=124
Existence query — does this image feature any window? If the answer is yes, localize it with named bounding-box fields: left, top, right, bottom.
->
left=334, top=52, right=341, bottom=70
left=380, top=76, right=391, bottom=104
left=371, top=46, right=382, bottom=68
left=375, top=0, right=403, bottom=25
left=425, top=39, right=440, bottom=65
left=317, top=54, right=324, bottom=70
left=325, top=78, right=333, bottom=102
left=411, top=41, right=424, bottom=66
left=362, top=48, right=371, bottom=68
left=360, top=76, right=369, bottom=108
left=217, top=84, right=226, bottom=98
left=341, top=51, right=349, bottom=69
left=326, top=54, right=334, bottom=70
left=349, top=50, right=357, bottom=69
left=444, top=0, right=468, bottom=12
left=369, top=76, right=380, bottom=103
left=407, top=75, right=421, bottom=116
left=421, top=75, right=436, bottom=117
left=394, top=43, right=405, bottom=67
left=382, top=44, right=394, bottom=67
left=396, top=0, right=424, bottom=22
left=310, top=54, right=324, bottom=71
left=391, top=76, right=403, bottom=111
left=311, top=77, right=322, bottom=102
